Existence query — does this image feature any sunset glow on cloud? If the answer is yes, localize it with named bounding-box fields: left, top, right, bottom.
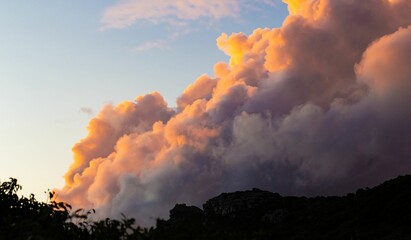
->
left=101, top=0, right=241, bottom=29
left=57, top=0, right=411, bottom=225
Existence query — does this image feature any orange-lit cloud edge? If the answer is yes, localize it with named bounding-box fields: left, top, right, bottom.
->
left=56, top=0, right=411, bottom=225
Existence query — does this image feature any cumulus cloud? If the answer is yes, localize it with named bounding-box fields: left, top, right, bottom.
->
left=57, top=0, right=411, bottom=226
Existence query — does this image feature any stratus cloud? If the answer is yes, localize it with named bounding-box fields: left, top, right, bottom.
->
left=57, top=0, right=411, bottom=225
left=101, top=0, right=240, bottom=29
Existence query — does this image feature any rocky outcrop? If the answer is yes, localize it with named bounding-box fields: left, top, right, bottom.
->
left=169, top=204, right=203, bottom=222
left=202, top=188, right=287, bottom=225
left=153, top=175, right=411, bottom=240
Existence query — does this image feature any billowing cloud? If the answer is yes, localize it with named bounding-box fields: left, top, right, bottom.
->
left=57, top=0, right=411, bottom=226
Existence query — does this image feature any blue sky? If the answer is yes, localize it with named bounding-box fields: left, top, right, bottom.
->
left=0, top=0, right=288, bottom=200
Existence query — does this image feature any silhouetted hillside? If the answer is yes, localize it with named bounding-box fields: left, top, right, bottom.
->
left=151, top=175, right=411, bottom=240
left=1, top=175, right=411, bottom=239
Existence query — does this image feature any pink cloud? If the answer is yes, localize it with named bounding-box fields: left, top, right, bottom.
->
left=57, top=0, right=411, bottom=226
left=101, top=0, right=240, bottom=29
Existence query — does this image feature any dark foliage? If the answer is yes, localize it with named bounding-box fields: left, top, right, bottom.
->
left=1, top=175, right=411, bottom=239
left=151, top=175, right=411, bottom=240
left=0, top=178, right=150, bottom=240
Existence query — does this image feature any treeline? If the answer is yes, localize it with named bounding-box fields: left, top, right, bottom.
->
left=0, top=178, right=151, bottom=239
left=1, top=175, right=411, bottom=239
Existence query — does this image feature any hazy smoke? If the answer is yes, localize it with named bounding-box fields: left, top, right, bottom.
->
left=57, top=0, right=411, bottom=225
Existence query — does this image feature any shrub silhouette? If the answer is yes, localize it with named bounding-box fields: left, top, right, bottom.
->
left=0, top=178, right=150, bottom=240
left=1, top=175, right=411, bottom=239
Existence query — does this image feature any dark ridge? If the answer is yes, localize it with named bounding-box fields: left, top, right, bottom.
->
left=1, top=175, right=411, bottom=239
left=151, top=175, right=411, bottom=240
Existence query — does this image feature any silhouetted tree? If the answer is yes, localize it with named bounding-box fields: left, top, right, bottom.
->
left=1, top=175, right=411, bottom=239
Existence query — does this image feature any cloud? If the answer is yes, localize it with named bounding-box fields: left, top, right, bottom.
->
left=80, top=107, right=94, bottom=115
left=133, top=29, right=193, bottom=53
left=101, top=0, right=241, bottom=29
left=133, top=39, right=169, bottom=52
left=256, top=0, right=277, bottom=7
left=101, top=0, right=282, bottom=30
left=57, top=0, right=411, bottom=226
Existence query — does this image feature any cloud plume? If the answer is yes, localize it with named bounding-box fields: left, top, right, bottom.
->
left=58, top=0, right=411, bottom=225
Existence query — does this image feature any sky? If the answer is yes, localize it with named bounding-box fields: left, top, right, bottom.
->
left=2, top=0, right=411, bottom=227
left=0, top=1, right=288, bottom=200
